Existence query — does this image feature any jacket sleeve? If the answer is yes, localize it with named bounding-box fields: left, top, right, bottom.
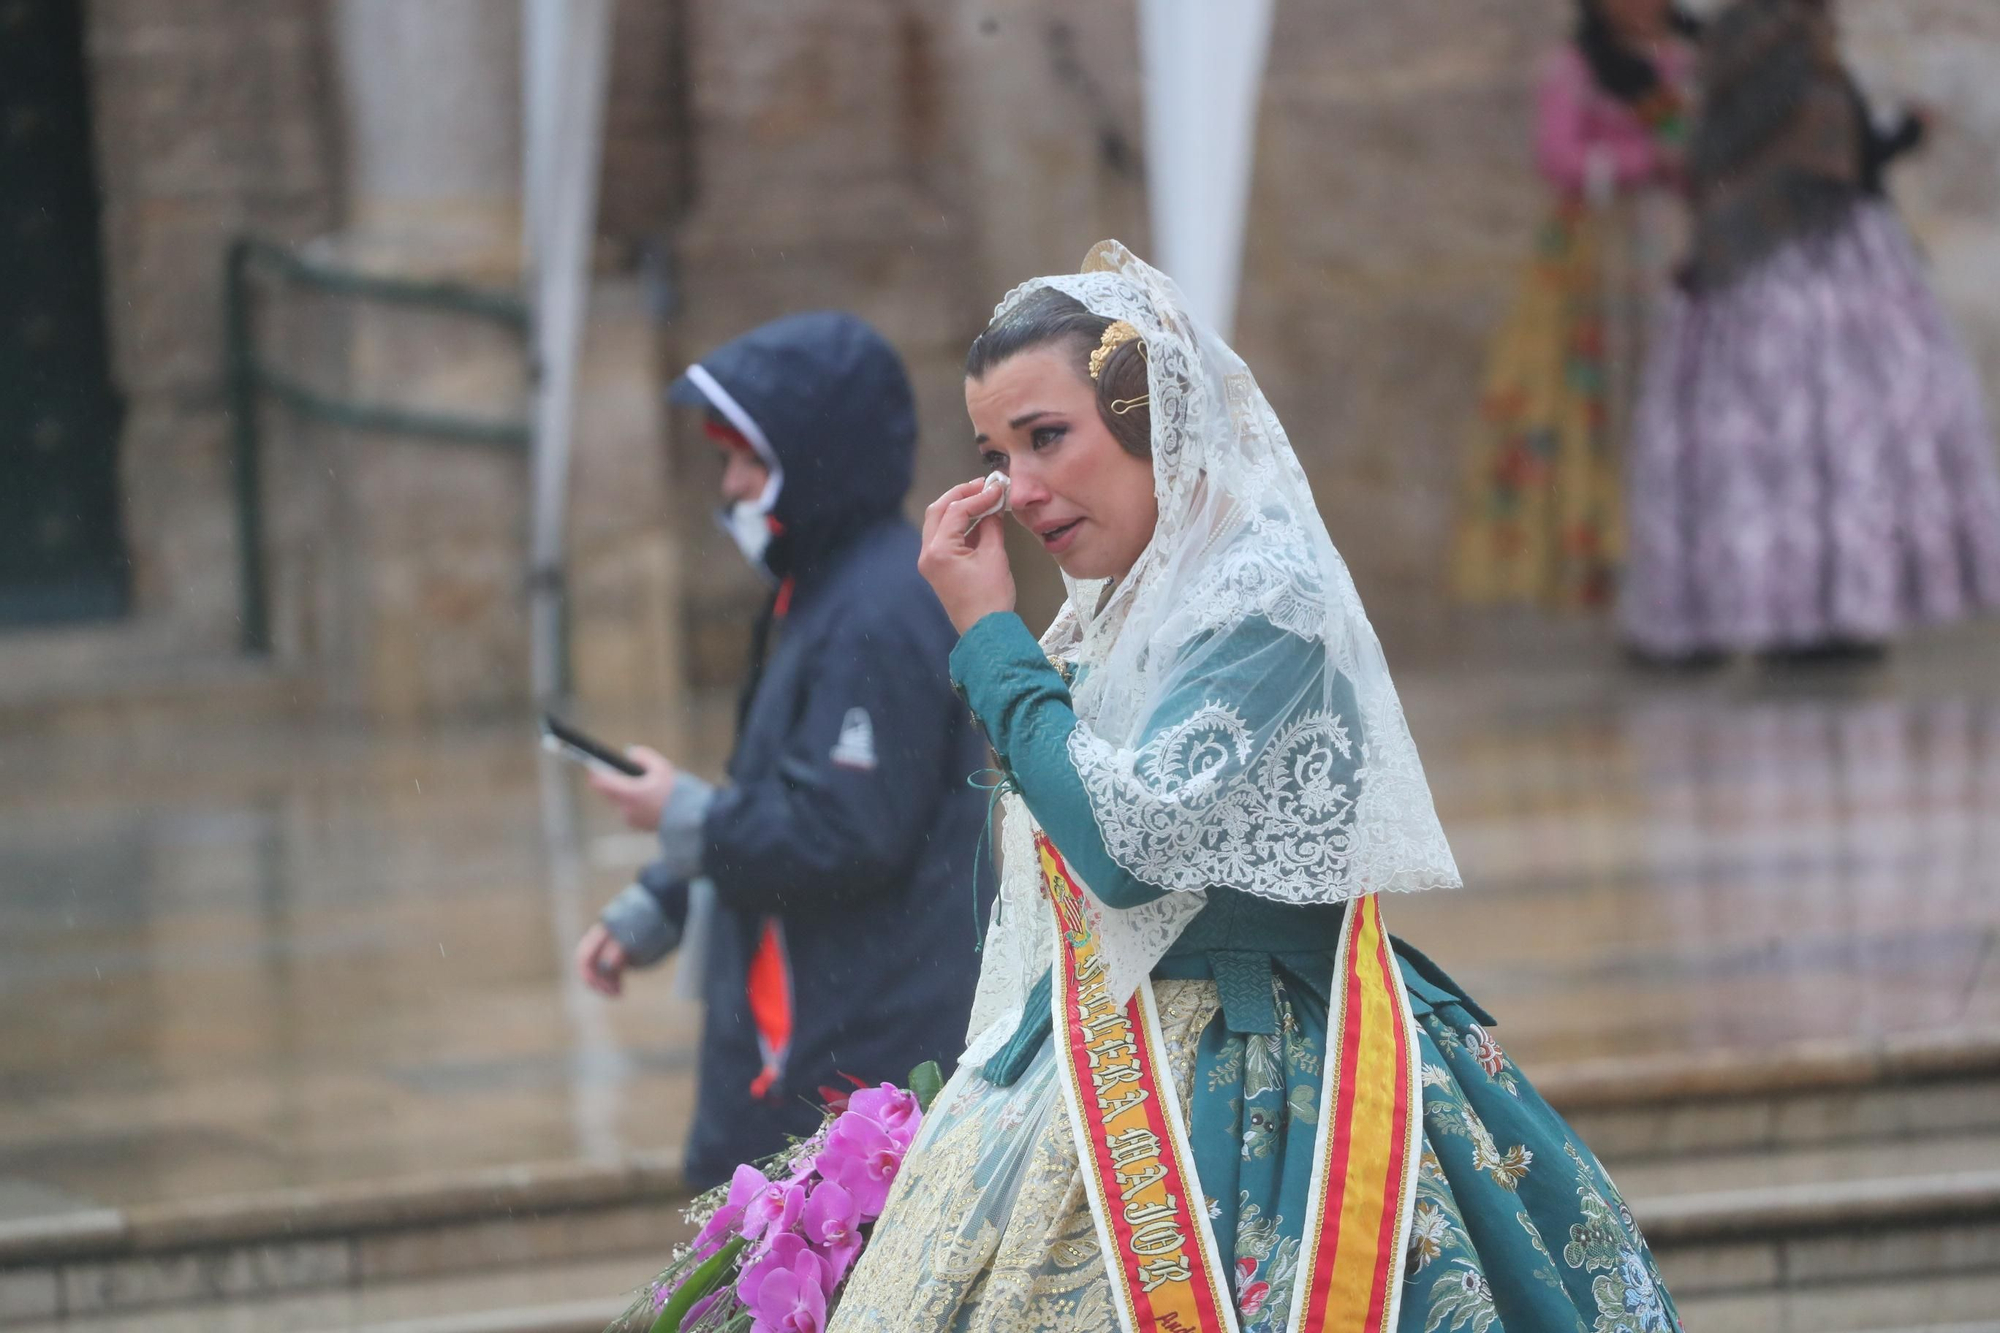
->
left=700, top=602, right=958, bottom=915
left=599, top=859, right=691, bottom=968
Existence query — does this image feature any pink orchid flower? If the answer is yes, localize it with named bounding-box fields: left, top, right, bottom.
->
left=737, top=1233, right=825, bottom=1309
left=740, top=1177, right=806, bottom=1243
left=692, top=1163, right=767, bottom=1256
left=799, top=1179, right=863, bottom=1284
left=750, top=1251, right=829, bottom=1333
left=846, top=1084, right=922, bottom=1147
left=814, top=1113, right=901, bottom=1219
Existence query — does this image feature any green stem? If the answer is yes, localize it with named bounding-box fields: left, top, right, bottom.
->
left=650, top=1235, right=747, bottom=1333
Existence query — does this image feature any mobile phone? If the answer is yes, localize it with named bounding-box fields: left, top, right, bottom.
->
left=541, top=713, right=646, bottom=778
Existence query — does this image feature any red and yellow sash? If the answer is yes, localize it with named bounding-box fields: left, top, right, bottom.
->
left=1288, top=891, right=1423, bottom=1333
left=1038, top=833, right=1421, bottom=1333
left=1043, top=834, right=1239, bottom=1333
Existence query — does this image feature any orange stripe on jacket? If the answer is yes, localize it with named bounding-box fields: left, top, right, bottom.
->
left=746, top=919, right=792, bottom=1100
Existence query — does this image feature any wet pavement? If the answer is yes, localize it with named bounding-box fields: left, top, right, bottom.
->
left=2, top=624, right=1996, bottom=1216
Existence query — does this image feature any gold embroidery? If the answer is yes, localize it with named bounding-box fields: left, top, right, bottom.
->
left=827, top=981, right=1218, bottom=1333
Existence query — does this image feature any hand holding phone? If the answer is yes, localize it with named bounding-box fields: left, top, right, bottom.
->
left=593, top=746, right=678, bottom=832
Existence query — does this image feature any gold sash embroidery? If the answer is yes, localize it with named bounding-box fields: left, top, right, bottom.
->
left=1037, top=833, right=1421, bottom=1333
left=1042, top=834, right=1238, bottom=1333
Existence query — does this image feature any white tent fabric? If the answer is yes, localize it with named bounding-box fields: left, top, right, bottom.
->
left=1137, top=0, right=1276, bottom=341
left=522, top=0, right=612, bottom=701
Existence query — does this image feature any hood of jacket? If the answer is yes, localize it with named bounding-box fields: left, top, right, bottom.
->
left=669, top=311, right=917, bottom=580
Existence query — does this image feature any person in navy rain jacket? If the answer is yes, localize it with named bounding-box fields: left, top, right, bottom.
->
left=574, top=312, right=994, bottom=1188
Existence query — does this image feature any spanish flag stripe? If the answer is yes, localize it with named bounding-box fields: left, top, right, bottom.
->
left=1327, top=899, right=1397, bottom=1320
left=1363, top=920, right=1412, bottom=1331
left=1297, top=896, right=1420, bottom=1333
left=1309, top=905, right=1368, bottom=1300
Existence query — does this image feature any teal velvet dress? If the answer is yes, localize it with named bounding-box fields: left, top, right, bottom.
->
left=829, top=612, right=1682, bottom=1333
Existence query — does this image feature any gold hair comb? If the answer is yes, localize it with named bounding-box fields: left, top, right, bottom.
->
left=1088, top=320, right=1143, bottom=382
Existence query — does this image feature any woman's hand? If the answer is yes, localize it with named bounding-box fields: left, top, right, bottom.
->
left=587, top=745, right=676, bottom=831
left=920, top=478, right=1017, bottom=634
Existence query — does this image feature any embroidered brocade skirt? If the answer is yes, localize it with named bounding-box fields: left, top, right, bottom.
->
left=829, top=967, right=1682, bottom=1333
left=1622, top=201, right=2000, bottom=654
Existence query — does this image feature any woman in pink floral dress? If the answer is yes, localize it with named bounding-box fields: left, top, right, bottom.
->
left=1453, top=0, right=1697, bottom=609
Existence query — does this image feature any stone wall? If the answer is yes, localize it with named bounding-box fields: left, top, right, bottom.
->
left=661, top=0, right=2000, bottom=660
left=666, top=0, right=1579, bottom=650
left=597, top=0, right=692, bottom=262
left=298, top=0, right=683, bottom=720
left=1842, top=1, right=2000, bottom=374
left=79, top=0, right=685, bottom=720
left=70, top=0, right=2000, bottom=718
left=1238, top=0, right=1568, bottom=653
left=84, top=0, right=343, bottom=653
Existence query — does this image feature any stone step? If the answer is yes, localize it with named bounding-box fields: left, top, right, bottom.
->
left=1648, top=1168, right=2000, bottom=1304
left=0, top=623, right=308, bottom=739
left=3, top=1031, right=1996, bottom=1327
left=1676, top=1273, right=2000, bottom=1333
left=14, top=1223, right=2000, bottom=1333
left=1544, top=1027, right=2000, bottom=1165
left=0, top=1251, right=639, bottom=1332
left=1612, top=1128, right=2000, bottom=1203
left=6, top=1172, right=1996, bottom=1331
left=0, top=1157, right=686, bottom=1328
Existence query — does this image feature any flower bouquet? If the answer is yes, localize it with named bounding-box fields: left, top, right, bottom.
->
left=609, top=1062, right=943, bottom=1333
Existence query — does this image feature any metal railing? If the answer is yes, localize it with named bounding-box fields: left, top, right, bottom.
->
left=222, top=236, right=532, bottom=653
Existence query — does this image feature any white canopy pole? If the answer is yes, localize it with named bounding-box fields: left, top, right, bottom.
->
left=522, top=0, right=562, bottom=273
left=523, top=0, right=612, bottom=703
left=1137, top=0, right=1276, bottom=340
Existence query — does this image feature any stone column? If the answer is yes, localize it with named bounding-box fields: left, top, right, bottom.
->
left=304, top=0, right=531, bottom=719
left=289, top=0, right=677, bottom=723
left=83, top=0, right=340, bottom=654
left=331, top=0, right=523, bottom=269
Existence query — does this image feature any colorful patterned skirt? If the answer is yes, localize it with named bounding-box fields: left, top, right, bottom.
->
left=829, top=954, right=1681, bottom=1333
left=1453, top=197, right=1675, bottom=610
left=1622, top=202, right=2000, bottom=655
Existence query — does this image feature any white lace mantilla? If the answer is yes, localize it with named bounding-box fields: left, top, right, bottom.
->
left=965, top=241, right=1460, bottom=1042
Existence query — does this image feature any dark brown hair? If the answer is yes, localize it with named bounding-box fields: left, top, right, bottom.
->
left=1575, top=0, right=1701, bottom=105
left=964, top=288, right=1151, bottom=457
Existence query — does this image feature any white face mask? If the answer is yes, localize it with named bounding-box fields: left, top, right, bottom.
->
left=720, top=500, right=773, bottom=572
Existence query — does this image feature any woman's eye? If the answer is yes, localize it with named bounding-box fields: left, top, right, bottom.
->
left=1030, top=425, right=1066, bottom=450
left=980, top=450, right=1008, bottom=472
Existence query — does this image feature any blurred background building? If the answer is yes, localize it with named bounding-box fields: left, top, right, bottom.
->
left=3, top=2, right=2000, bottom=1330
left=10, top=0, right=1994, bottom=729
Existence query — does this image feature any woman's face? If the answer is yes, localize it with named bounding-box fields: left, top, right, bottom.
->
left=965, top=345, right=1159, bottom=582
